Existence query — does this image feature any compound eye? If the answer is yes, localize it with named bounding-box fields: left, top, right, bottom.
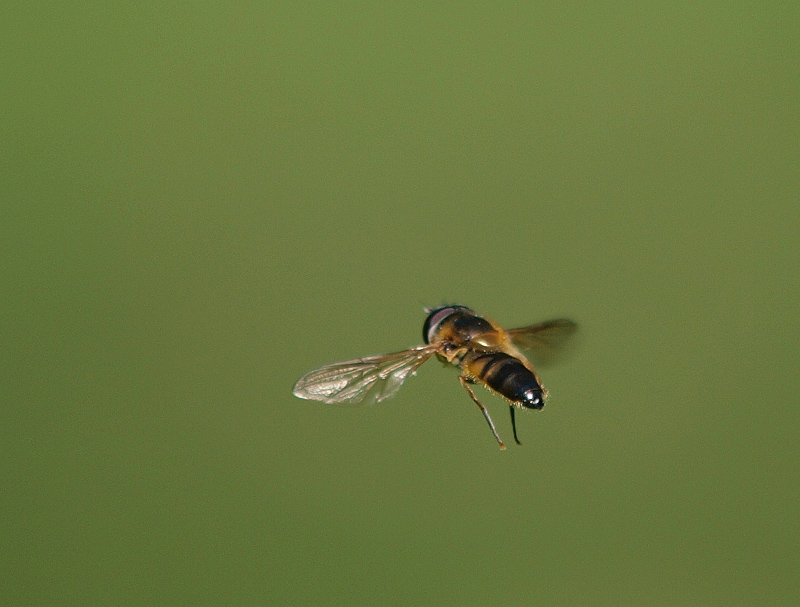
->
left=423, top=306, right=464, bottom=344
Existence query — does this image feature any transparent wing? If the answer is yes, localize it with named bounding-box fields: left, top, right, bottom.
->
left=507, top=319, right=578, bottom=367
left=292, top=344, right=439, bottom=406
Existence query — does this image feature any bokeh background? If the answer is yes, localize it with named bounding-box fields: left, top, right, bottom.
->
left=3, top=2, right=799, bottom=605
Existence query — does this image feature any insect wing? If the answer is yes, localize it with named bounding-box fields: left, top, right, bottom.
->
left=507, top=319, right=578, bottom=366
left=293, top=345, right=438, bottom=405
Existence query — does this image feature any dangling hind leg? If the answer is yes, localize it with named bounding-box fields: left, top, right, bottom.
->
left=509, top=405, right=522, bottom=445
left=458, top=376, right=506, bottom=450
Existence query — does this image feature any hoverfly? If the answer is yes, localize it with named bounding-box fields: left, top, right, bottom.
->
left=292, top=305, right=577, bottom=449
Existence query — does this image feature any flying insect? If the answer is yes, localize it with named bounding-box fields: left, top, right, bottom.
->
left=292, top=305, right=577, bottom=449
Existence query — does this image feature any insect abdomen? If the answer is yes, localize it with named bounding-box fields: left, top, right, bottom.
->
left=467, top=352, right=545, bottom=409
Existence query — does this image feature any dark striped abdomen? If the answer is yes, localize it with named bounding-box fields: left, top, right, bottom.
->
left=466, top=352, right=545, bottom=409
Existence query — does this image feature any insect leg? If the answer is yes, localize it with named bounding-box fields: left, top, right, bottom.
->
left=509, top=405, right=522, bottom=445
left=459, top=376, right=506, bottom=450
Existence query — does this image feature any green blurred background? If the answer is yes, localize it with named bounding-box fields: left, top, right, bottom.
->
left=3, top=1, right=799, bottom=605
